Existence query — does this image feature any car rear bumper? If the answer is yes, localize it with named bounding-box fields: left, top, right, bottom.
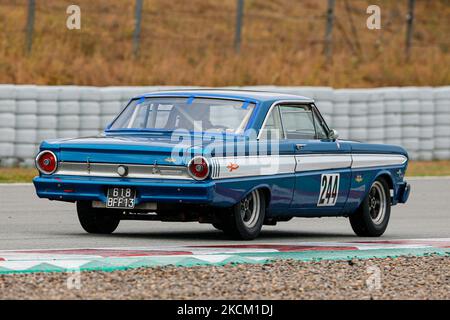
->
left=396, top=181, right=411, bottom=204
left=33, top=175, right=215, bottom=206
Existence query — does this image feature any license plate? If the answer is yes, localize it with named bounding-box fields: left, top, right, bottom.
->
left=107, top=187, right=136, bottom=209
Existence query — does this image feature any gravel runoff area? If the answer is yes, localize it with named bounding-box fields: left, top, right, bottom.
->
left=0, top=255, right=448, bottom=300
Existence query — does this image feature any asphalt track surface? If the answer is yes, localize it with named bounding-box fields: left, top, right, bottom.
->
left=0, top=178, right=448, bottom=250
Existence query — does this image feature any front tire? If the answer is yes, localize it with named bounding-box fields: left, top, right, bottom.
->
left=221, top=190, right=266, bottom=240
left=77, top=201, right=120, bottom=234
left=349, top=178, right=391, bottom=237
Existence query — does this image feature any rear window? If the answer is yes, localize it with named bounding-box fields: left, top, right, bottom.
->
left=109, top=97, right=255, bottom=134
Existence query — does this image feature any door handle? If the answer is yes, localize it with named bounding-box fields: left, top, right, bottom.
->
left=296, top=144, right=307, bottom=151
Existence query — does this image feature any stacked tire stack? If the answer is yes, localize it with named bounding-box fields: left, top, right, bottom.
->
left=383, top=87, right=403, bottom=148
left=57, top=87, right=80, bottom=141
left=79, top=87, right=101, bottom=137
left=15, top=86, right=38, bottom=167
left=1, top=85, right=450, bottom=166
left=308, top=87, right=334, bottom=128
left=119, top=86, right=161, bottom=108
left=348, top=89, right=370, bottom=142
left=418, top=88, right=435, bottom=161
left=367, top=89, right=385, bottom=144
left=434, top=87, right=450, bottom=160
left=100, top=87, right=125, bottom=129
left=401, top=88, right=421, bottom=160
left=329, top=89, right=351, bottom=140
left=0, top=85, right=16, bottom=167
left=37, top=86, right=59, bottom=155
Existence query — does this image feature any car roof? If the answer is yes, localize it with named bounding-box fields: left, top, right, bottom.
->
left=135, top=89, right=314, bottom=103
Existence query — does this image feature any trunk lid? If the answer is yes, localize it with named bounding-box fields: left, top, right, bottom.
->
left=55, top=135, right=193, bottom=165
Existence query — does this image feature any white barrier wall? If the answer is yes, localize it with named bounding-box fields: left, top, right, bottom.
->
left=0, top=85, right=449, bottom=166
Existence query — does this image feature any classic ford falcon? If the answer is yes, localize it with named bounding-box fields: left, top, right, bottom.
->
left=33, top=90, right=410, bottom=240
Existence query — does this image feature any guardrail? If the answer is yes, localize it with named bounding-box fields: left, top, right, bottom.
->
left=0, top=85, right=449, bottom=166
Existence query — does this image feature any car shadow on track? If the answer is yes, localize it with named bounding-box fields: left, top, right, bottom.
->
left=61, top=229, right=355, bottom=241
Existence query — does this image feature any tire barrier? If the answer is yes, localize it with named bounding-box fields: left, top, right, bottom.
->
left=0, top=85, right=448, bottom=167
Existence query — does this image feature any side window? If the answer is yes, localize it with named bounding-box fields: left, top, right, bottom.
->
left=312, top=109, right=329, bottom=139
left=260, top=106, right=283, bottom=140
left=279, top=105, right=316, bottom=139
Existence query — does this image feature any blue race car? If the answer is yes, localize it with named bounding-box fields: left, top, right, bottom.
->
left=33, top=90, right=410, bottom=240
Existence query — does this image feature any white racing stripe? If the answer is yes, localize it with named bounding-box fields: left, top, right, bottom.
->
left=211, top=153, right=407, bottom=179
left=212, top=155, right=296, bottom=179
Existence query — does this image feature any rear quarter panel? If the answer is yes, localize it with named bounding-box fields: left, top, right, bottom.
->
left=343, top=142, right=409, bottom=215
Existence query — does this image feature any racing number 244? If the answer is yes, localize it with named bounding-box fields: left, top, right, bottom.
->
left=318, top=174, right=340, bottom=206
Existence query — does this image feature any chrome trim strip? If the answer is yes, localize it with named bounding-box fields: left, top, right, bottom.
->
left=56, top=162, right=191, bottom=180
left=295, top=154, right=352, bottom=172
left=210, top=158, right=220, bottom=179
left=351, top=154, right=408, bottom=169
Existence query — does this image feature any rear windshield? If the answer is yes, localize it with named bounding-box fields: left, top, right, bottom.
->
left=109, top=97, right=255, bottom=134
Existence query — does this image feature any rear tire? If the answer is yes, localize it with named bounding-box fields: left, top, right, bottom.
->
left=220, top=190, right=266, bottom=240
left=349, top=178, right=391, bottom=237
left=77, top=201, right=120, bottom=234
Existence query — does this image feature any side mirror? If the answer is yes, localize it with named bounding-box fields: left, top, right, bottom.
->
left=329, top=129, right=339, bottom=140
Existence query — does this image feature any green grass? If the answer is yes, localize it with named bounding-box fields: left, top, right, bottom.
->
left=0, top=168, right=38, bottom=183
left=1, top=161, right=450, bottom=183
left=406, top=161, right=450, bottom=177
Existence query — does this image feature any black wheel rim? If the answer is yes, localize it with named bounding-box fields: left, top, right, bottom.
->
left=240, top=190, right=260, bottom=228
left=368, top=181, right=387, bottom=225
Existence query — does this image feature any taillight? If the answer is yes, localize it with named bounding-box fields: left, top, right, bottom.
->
left=36, top=151, right=58, bottom=175
left=187, top=156, right=210, bottom=180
